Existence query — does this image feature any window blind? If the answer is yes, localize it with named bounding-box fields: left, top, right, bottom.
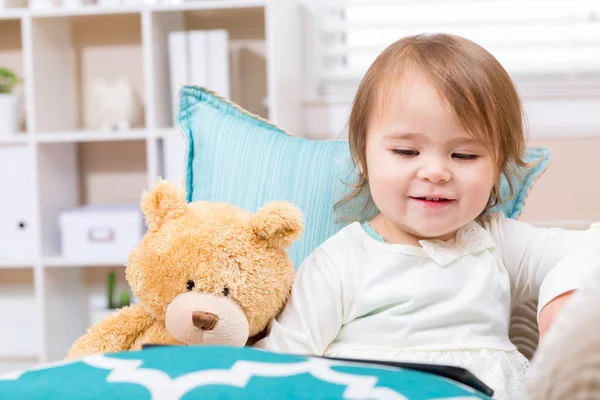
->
left=307, top=0, right=600, bottom=97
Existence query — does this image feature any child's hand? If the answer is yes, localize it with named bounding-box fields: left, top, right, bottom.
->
left=538, top=290, right=575, bottom=343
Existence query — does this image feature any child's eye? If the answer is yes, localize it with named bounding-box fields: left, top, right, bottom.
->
left=452, top=153, right=478, bottom=160
left=393, top=149, right=419, bottom=157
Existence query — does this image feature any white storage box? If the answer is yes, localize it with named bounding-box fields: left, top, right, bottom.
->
left=59, top=204, right=146, bottom=262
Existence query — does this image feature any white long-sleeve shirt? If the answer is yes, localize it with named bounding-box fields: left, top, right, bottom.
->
left=257, top=213, right=600, bottom=357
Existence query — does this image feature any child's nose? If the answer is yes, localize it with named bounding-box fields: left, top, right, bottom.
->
left=416, top=160, right=451, bottom=183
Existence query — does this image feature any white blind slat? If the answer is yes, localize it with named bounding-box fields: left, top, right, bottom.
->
left=309, top=0, right=600, bottom=91
left=343, top=24, right=600, bottom=48
left=342, top=1, right=600, bottom=25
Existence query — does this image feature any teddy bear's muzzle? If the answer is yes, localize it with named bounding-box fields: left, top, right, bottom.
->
left=165, top=291, right=250, bottom=347
left=192, top=311, right=218, bottom=331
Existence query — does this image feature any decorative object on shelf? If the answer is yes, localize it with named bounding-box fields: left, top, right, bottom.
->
left=106, top=270, right=131, bottom=309
left=59, top=204, right=146, bottom=262
left=66, top=179, right=303, bottom=359
left=86, top=78, right=143, bottom=131
left=89, top=271, right=132, bottom=326
left=0, top=67, right=23, bottom=136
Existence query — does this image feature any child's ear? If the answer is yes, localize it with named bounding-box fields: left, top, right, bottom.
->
left=252, top=202, right=304, bottom=249
left=141, top=179, right=187, bottom=231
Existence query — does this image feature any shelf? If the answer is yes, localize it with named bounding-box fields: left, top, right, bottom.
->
left=30, top=13, right=146, bottom=133
left=35, top=129, right=149, bottom=143
left=0, top=0, right=306, bottom=365
left=2, top=0, right=264, bottom=19
left=153, top=127, right=179, bottom=138
left=37, top=140, right=148, bottom=258
left=43, top=255, right=126, bottom=268
left=29, top=4, right=144, bottom=18
left=0, top=135, right=31, bottom=144
left=150, top=0, right=265, bottom=12
left=0, top=261, right=34, bottom=269
left=0, top=8, right=24, bottom=20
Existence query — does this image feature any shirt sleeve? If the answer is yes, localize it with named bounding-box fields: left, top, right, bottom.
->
left=254, top=247, right=344, bottom=356
left=486, top=213, right=600, bottom=317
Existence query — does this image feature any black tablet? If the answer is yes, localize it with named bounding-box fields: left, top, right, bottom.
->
left=319, top=355, right=494, bottom=397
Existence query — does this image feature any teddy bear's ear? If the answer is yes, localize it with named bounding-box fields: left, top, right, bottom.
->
left=141, top=179, right=187, bottom=231
left=251, top=201, right=304, bottom=249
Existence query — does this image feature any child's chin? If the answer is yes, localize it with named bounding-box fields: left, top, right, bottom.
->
left=410, top=223, right=459, bottom=241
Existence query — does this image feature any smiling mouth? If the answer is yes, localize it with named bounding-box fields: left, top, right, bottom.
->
left=411, top=197, right=453, bottom=202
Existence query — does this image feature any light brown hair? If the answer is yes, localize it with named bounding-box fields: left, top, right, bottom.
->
left=335, top=33, right=531, bottom=222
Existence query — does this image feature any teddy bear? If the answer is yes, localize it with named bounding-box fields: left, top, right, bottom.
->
left=66, top=179, right=303, bottom=359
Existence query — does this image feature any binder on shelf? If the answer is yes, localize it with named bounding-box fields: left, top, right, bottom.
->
left=206, top=29, right=231, bottom=100
left=168, top=29, right=231, bottom=122
left=165, top=29, right=231, bottom=186
left=168, top=31, right=189, bottom=126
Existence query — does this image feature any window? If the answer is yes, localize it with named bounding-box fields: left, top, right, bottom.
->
left=307, top=0, right=600, bottom=99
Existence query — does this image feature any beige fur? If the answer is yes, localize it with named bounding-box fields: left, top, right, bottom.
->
left=67, top=179, right=302, bottom=359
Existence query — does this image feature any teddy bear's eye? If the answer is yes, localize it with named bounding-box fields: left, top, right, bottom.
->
left=186, top=280, right=195, bottom=291
left=222, top=285, right=230, bottom=297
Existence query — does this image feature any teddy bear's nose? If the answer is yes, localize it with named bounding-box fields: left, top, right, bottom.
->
left=192, top=311, right=219, bottom=330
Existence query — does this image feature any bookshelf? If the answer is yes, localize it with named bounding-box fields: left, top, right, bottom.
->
left=0, top=0, right=306, bottom=371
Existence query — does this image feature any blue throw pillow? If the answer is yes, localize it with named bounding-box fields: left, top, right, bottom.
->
left=178, top=86, right=551, bottom=269
left=0, top=345, right=492, bottom=399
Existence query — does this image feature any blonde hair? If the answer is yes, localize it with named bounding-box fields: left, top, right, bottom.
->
left=336, top=33, right=531, bottom=222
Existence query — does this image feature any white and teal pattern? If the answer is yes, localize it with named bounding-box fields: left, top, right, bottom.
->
left=0, top=345, right=491, bottom=399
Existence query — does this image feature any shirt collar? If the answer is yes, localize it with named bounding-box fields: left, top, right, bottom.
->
left=418, top=221, right=495, bottom=267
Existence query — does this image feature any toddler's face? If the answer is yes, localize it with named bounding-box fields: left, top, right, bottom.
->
left=365, top=68, right=495, bottom=241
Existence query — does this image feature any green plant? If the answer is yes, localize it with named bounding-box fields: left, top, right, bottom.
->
left=106, top=270, right=131, bottom=309
left=0, top=68, right=22, bottom=94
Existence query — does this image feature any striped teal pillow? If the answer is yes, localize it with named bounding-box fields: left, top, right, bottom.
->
left=178, top=86, right=551, bottom=269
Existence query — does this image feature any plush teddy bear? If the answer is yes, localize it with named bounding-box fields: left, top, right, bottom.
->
left=66, top=179, right=303, bottom=359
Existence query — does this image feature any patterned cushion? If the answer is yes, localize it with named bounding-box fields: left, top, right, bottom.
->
left=177, top=86, right=552, bottom=270
left=0, top=345, right=492, bottom=399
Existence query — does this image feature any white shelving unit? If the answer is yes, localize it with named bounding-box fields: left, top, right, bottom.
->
left=0, top=0, right=306, bottom=371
